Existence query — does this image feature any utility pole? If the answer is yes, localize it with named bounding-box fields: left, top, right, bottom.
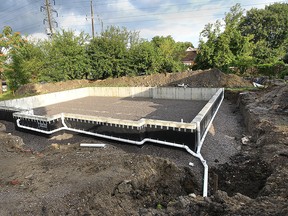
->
left=90, top=0, right=95, bottom=39
left=41, top=0, right=58, bottom=37
left=45, top=0, right=53, bottom=34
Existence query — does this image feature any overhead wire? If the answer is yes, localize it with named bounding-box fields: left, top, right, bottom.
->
left=56, top=0, right=287, bottom=21
left=1, top=0, right=286, bottom=23
left=59, top=1, right=286, bottom=27
left=1, top=0, right=287, bottom=23
left=2, top=10, right=42, bottom=24
left=0, top=0, right=56, bottom=35
left=0, top=0, right=42, bottom=20
left=1, top=0, right=287, bottom=36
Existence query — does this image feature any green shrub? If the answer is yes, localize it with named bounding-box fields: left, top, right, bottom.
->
left=255, top=62, right=286, bottom=78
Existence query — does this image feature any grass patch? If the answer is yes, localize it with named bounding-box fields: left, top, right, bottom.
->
left=0, top=91, right=17, bottom=101
left=0, top=91, right=37, bottom=101
left=225, top=86, right=258, bottom=92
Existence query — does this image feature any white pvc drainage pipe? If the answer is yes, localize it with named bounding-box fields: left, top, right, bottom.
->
left=80, top=143, right=106, bottom=148
left=194, top=91, right=224, bottom=197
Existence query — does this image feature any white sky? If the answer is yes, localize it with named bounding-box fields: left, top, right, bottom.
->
left=0, top=0, right=287, bottom=46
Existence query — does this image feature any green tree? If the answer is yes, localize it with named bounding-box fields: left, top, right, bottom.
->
left=39, top=30, right=90, bottom=82
left=240, top=3, right=288, bottom=48
left=196, top=22, right=219, bottom=69
left=283, top=38, right=288, bottom=63
left=151, top=35, right=186, bottom=73
left=0, top=26, right=25, bottom=93
left=240, top=3, right=288, bottom=63
left=87, top=37, right=114, bottom=79
left=4, top=40, right=45, bottom=93
left=129, top=40, right=158, bottom=75
left=196, top=4, right=254, bottom=73
left=87, top=26, right=141, bottom=79
left=5, top=45, right=31, bottom=93
left=196, top=19, right=233, bottom=69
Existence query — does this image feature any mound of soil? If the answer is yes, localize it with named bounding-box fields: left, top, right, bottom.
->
left=16, top=69, right=252, bottom=96
left=0, top=132, right=199, bottom=215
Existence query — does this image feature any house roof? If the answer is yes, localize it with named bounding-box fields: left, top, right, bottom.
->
left=182, top=49, right=197, bottom=62
left=186, top=47, right=197, bottom=52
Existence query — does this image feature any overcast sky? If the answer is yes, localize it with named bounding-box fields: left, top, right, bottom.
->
left=0, top=0, right=286, bottom=46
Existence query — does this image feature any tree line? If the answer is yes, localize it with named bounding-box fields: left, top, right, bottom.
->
left=195, top=3, right=288, bottom=76
left=1, top=2, right=288, bottom=93
left=1, top=26, right=192, bottom=93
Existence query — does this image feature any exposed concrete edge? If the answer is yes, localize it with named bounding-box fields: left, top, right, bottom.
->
left=0, top=105, right=26, bottom=112
left=13, top=112, right=62, bottom=122
left=64, top=113, right=197, bottom=130
left=192, top=88, right=224, bottom=123
left=13, top=112, right=197, bottom=130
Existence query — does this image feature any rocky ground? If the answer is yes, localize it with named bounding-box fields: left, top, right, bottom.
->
left=0, top=69, right=287, bottom=215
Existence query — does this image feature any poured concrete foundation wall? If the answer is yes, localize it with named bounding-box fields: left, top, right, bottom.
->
left=192, top=89, right=224, bottom=153
left=193, top=89, right=224, bottom=136
left=0, top=87, right=219, bottom=110
left=0, top=88, right=90, bottom=110
left=88, top=87, right=219, bottom=101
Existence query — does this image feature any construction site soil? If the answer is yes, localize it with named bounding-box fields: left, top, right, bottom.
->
left=0, top=69, right=287, bottom=215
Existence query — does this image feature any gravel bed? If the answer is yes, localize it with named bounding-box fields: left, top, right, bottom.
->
left=33, top=96, right=207, bottom=122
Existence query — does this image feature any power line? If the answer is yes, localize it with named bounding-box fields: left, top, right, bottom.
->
left=1, top=0, right=286, bottom=25
left=18, top=24, right=43, bottom=33
left=0, top=6, right=41, bottom=25
left=57, top=0, right=288, bottom=40
left=1, top=0, right=287, bottom=39
left=55, top=0, right=287, bottom=23
left=0, top=0, right=42, bottom=20
left=58, top=1, right=286, bottom=25
left=2, top=11, right=42, bottom=25
left=56, top=0, right=287, bottom=11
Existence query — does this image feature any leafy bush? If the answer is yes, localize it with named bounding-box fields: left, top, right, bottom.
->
left=256, top=61, right=286, bottom=78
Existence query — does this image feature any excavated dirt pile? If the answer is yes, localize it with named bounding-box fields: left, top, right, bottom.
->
left=0, top=137, right=198, bottom=215
left=16, top=69, right=252, bottom=96
left=1, top=71, right=287, bottom=215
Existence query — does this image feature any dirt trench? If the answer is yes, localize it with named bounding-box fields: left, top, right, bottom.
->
left=210, top=154, right=272, bottom=198
left=203, top=84, right=288, bottom=216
